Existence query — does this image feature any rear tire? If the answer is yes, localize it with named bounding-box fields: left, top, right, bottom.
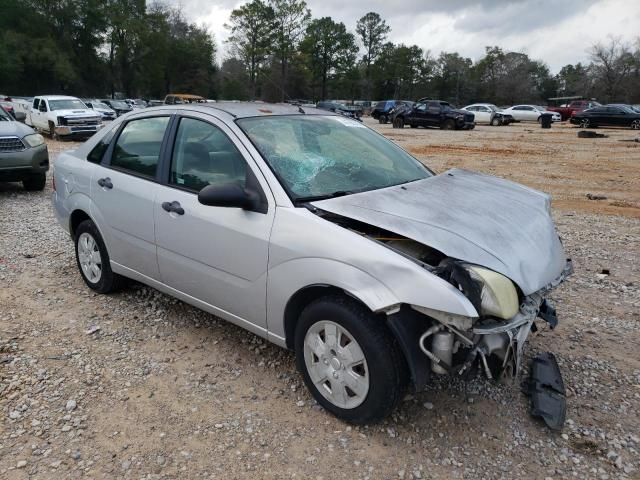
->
left=22, top=173, right=46, bottom=191
left=379, top=114, right=388, bottom=124
left=74, top=219, right=126, bottom=294
left=295, top=295, right=407, bottom=424
left=631, top=119, right=640, bottom=130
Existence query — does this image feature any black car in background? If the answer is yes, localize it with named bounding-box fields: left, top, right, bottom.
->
left=570, top=104, right=640, bottom=130
left=100, top=99, right=133, bottom=117
left=372, top=100, right=413, bottom=124
left=392, top=99, right=475, bottom=130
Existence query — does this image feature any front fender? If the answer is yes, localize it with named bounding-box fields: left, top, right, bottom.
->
left=267, top=257, right=398, bottom=341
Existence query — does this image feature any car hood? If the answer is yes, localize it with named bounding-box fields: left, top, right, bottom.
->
left=53, top=109, right=101, bottom=118
left=312, top=168, right=567, bottom=295
left=94, top=108, right=115, bottom=115
left=0, top=120, right=35, bottom=137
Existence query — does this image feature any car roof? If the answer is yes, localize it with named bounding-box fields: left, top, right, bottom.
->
left=38, top=95, right=80, bottom=100
left=175, top=102, right=333, bottom=119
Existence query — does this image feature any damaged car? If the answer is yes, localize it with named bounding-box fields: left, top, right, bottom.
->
left=52, top=103, right=572, bottom=425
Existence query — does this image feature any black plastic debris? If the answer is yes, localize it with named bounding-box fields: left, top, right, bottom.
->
left=538, top=299, right=558, bottom=329
left=523, top=352, right=566, bottom=431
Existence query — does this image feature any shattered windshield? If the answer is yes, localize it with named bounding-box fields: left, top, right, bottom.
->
left=237, top=115, right=431, bottom=201
left=49, top=99, right=87, bottom=111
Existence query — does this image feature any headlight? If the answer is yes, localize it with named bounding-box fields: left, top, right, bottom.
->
left=23, top=133, right=45, bottom=148
left=466, top=266, right=519, bottom=320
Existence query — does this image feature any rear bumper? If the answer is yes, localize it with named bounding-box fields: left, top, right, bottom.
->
left=0, top=144, right=49, bottom=180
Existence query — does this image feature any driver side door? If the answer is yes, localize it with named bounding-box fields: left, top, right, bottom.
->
left=154, top=113, right=275, bottom=334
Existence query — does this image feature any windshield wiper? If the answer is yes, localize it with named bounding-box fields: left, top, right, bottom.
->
left=295, top=190, right=355, bottom=203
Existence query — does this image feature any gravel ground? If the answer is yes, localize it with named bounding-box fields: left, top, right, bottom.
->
left=1, top=123, right=639, bottom=479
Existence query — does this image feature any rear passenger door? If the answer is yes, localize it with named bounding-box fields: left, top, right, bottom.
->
left=154, top=113, right=274, bottom=332
left=90, top=114, right=172, bottom=280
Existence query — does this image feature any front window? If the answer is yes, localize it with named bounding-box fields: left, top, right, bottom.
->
left=170, top=117, right=246, bottom=192
left=237, top=115, right=430, bottom=201
left=92, top=102, right=111, bottom=110
left=49, top=99, right=87, bottom=111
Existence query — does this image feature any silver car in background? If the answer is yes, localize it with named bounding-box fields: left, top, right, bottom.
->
left=52, top=103, right=571, bottom=424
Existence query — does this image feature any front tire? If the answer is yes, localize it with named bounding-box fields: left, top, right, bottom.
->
left=22, top=173, right=46, bottom=191
left=441, top=119, right=455, bottom=130
left=74, top=219, right=125, bottom=294
left=295, top=295, right=407, bottom=424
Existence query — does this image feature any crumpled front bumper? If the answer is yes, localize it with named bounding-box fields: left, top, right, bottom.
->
left=470, top=259, right=573, bottom=378
left=388, top=259, right=573, bottom=391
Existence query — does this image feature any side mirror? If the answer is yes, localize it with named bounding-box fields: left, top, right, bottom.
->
left=14, top=111, right=26, bottom=122
left=198, top=183, right=260, bottom=211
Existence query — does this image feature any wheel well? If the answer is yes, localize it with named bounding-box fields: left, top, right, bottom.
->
left=69, top=209, right=91, bottom=237
left=284, top=285, right=365, bottom=349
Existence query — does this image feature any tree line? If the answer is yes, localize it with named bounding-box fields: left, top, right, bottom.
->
left=1, top=0, right=639, bottom=105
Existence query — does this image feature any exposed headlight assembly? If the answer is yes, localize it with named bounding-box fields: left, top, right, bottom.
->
left=22, top=133, right=45, bottom=148
left=466, top=266, right=519, bottom=320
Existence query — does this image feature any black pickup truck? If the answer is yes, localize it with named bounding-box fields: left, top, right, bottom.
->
left=392, top=99, right=475, bottom=130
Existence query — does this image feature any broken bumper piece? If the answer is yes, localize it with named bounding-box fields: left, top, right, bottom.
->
left=523, top=352, right=567, bottom=430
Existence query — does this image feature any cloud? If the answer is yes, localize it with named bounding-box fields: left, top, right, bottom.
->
left=164, top=0, right=640, bottom=71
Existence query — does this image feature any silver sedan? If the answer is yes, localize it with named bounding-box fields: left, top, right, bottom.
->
left=52, top=103, right=571, bottom=424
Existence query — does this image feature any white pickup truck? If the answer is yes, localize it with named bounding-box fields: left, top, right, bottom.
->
left=24, top=95, right=103, bottom=138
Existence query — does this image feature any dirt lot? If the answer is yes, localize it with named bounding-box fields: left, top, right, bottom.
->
left=1, top=120, right=639, bottom=479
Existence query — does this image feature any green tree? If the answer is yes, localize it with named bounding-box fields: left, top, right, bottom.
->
left=225, top=0, right=274, bottom=100
left=269, top=0, right=311, bottom=101
left=300, top=17, right=357, bottom=100
left=356, top=12, right=390, bottom=100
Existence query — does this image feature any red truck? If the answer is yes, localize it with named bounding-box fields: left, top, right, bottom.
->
left=547, top=99, right=601, bottom=121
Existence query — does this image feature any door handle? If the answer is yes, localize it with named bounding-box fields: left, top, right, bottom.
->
left=97, top=177, right=113, bottom=189
left=161, top=201, right=184, bottom=215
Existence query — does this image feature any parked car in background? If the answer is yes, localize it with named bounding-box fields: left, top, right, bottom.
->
left=316, top=101, right=362, bottom=120
left=24, top=96, right=102, bottom=139
left=125, top=99, right=147, bottom=109
left=570, top=104, right=640, bottom=129
left=393, top=99, right=475, bottom=130
left=372, top=100, right=413, bottom=124
left=547, top=100, right=601, bottom=121
left=501, top=105, right=561, bottom=123
left=164, top=94, right=205, bottom=104
left=147, top=100, right=164, bottom=107
left=52, top=102, right=571, bottom=424
left=100, top=99, right=133, bottom=117
left=0, top=104, right=49, bottom=190
left=461, top=103, right=514, bottom=126
left=608, top=104, right=640, bottom=114
left=0, top=100, right=16, bottom=118
left=84, top=100, right=117, bottom=122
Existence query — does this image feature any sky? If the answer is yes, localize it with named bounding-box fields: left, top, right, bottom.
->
left=171, top=0, right=640, bottom=72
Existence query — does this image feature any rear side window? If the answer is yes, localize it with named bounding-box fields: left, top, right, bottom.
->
left=88, top=130, right=115, bottom=164
left=110, top=117, right=170, bottom=178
